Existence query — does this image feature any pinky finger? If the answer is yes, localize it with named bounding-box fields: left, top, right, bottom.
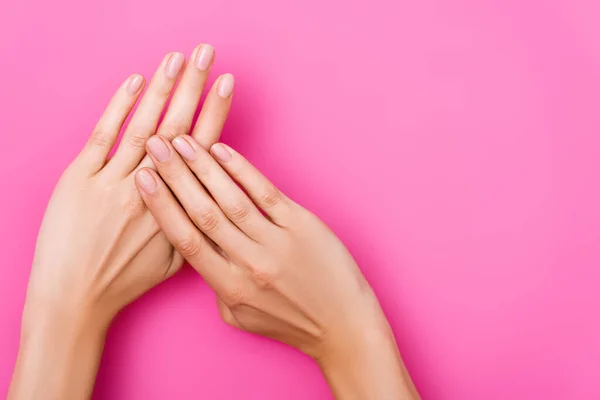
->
left=209, top=143, right=293, bottom=225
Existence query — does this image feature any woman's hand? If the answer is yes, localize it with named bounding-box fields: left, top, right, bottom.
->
left=136, top=136, right=420, bottom=400
left=9, top=44, right=233, bottom=400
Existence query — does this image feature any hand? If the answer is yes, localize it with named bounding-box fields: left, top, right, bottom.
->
left=9, top=44, right=233, bottom=400
left=136, top=136, right=420, bottom=399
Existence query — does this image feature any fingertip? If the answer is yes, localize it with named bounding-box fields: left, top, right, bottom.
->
left=172, top=135, right=199, bottom=161
left=135, top=168, right=158, bottom=194
left=195, top=44, right=215, bottom=71
left=217, top=73, right=235, bottom=98
left=123, top=73, right=145, bottom=95
left=146, top=136, right=171, bottom=163
left=166, top=52, right=186, bottom=79
left=210, top=143, right=232, bottom=162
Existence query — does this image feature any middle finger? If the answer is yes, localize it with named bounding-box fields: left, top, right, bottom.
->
left=156, top=44, right=214, bottom=142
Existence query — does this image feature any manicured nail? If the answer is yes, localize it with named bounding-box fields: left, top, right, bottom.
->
left=211, top=143, right=232, bottom=162
left=195, top=44, right=214, bottom=71
left=217, top=74, right=234, bottom=98
left=172, top=136, right=197, bottom=161
left=136, top=170, right=157, bottom=194
left=166, top=52, right=185, bottom=78
left=125, top=74, right=143, bottom=95
left=146, top=136, right=170, bottom=162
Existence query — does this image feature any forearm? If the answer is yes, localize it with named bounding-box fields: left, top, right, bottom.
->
left=319, top=323, right=420, bottom=400
left=8, top=307, right=107, bottom=400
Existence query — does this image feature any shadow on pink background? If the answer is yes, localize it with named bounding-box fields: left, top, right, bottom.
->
left=1, top=0, right=599, bottom=398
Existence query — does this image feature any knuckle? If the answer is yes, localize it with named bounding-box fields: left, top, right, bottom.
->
left=245, top=260, right=280, bottom=290
left=125, top=195, right=146, bottom=216
left=174, top=236, right=202, bottom=258
left=259, top=187, right=282, bottom=209
left=127, top=134, right=148, bottom=149
left=192, top=209, right=220, bottom=233
left=159, top=123, right=188, bottom=141
left=222, top=287, right=245, bottom=306
left=225, top=202, right=251, bottom=224
left=250, top=268, right=277, bottom=289
left=89, top=130, right=113, bottom=148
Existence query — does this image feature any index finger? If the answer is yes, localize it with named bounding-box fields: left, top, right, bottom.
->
left=134, top=168, right=235, bottom=292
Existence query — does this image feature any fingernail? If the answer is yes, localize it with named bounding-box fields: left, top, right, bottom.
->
left=125, top=74, right=143, bottom=95
left=195, top=44, right=214, bottom=71
left=211, top=143, right=232, bottom=162
left=172, top=136, right=197, bottom=161
left=136, top=170, right=157, bottom=194
left=217, top=74, right=234, bottom=98
left=146, top=136, right=170, bottom=162
left=166, top=52, right=185, bottom=78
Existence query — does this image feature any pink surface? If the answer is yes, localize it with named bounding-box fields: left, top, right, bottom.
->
left=1, top=0, right=599, bottom=398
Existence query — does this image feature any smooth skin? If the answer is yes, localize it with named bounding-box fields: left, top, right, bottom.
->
left=8, top=44, right=232, bottom=399
left=136, top=136, right=420, bottom=400
left=9, top=44, right=420, bottom=399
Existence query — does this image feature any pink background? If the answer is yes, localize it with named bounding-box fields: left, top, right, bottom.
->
left=1, top=0, right=599, bottom=398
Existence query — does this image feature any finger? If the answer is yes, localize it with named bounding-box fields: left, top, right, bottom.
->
left=136, top=46, right=218, bottom=171
left=145, top=136, right=257, bottom=256
left=77, top=74, right=144, bottom=174
left=158, top=44, right=215, bottom=141
left=191, top=73, right=234, bottom=148
left=107, top=52, right=186, bottom=174
left=134, top=168, right=234, bottom=291
left=171, top=135, right=274, bottom=241
left=209, top=143, right=293, bottom=225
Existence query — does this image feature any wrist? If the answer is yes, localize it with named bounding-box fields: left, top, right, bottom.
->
left=317, top=318, right=398, bottom=370
left=10, top=306, right=108, bottom=400
left=20, top=301, right=109, bottom=344
left=21, top=271, right=115, bottom=338
left=317, top=318, right=420, bottom=400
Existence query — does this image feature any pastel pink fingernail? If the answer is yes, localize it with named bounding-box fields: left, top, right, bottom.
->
left=166, top=52, right=185, bottom=78
left=136, top=170, right=157, bottom=194
left=172, top=136, right=197, bottom=161
left=211, top=143, right=232, bottom=162
left=146, top=136, right=170, bottom=162
left=195, top=44, right=214, bottom=71
left=125, top=74, right=144, bottom=95
left=217, top=74, right=234, bottom=98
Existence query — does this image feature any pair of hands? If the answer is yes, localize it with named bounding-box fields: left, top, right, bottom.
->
left=9, top=45, right=419, bottom=400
